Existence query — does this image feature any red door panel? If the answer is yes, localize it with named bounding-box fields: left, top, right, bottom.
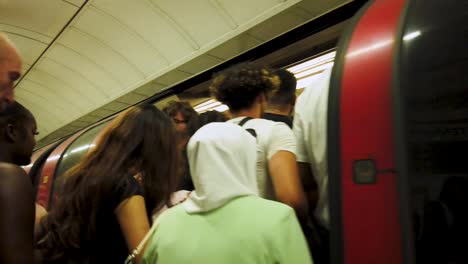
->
left=330, top=0, right=408, bottom=263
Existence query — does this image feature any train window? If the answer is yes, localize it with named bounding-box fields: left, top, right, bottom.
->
left=51, top=122, right=109, bottom=201
left=399, top=0, right=468, bottom=263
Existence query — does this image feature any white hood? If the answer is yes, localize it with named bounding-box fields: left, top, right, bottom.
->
left=183, top=122, right=258, bottom=213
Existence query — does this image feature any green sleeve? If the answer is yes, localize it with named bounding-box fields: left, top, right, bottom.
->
left=273, top=209, right=314, bottom=264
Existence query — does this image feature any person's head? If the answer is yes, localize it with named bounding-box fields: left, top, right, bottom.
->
left=198, top=110, right=227, bottom=128
left=73, top=104, right=178, bottom=209
left=267, top=69, right=297, bottom=114
left=210, top=62, right=279, bottom=117
left=39, top=105, right=179, bottom=260
left=0, top=101, right=37, bottom=165
left=90, top=104, right=180, bottom=202
left=162, top=100, right=199, bottom=135
left=184, top=122, right=258, bottom=213
left=0, top=33, right=22, bottom=109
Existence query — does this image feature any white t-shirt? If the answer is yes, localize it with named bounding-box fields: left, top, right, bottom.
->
left=229, top=117, right=297, bottom=200
left=293, top=68, right=332, bottom=228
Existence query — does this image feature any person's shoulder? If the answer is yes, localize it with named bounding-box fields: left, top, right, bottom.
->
left=252, top=118, right=292, bottom=132
left=270, top=121, right=295, bottom=141
left=251, top=118, right=277, bottom=127
left=0, top=163, right=32, bottom=195
left=156, top=204, right=189, bottom=228
left=160, top=204, right=186, bottom=220
left=0, top=162, right=29, bottom=183
left=249, top=197, right=296, bottom=220
left=242, top=118, right=277, bottom=138
left=0, top=162, right=26, bottom=173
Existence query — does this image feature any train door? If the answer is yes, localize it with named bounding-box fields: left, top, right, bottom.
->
left=328, top=0, right=467, bottom=263
left=328, top=0, right=408, bottom=263
left=394, top=0, right=468, bottom=263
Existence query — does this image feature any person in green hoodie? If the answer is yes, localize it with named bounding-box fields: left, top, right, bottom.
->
left=142, top=122, right=313, bottom=264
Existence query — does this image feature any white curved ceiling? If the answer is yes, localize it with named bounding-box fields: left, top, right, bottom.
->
left=1, top=0, right=350, bottom=147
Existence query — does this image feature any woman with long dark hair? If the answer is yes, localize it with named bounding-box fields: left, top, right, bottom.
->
left=36, top=104, right=179, bottom=263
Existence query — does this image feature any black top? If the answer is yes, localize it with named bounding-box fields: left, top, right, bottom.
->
left=262, top=113, right=293, bottom=128
left=83, top=175, right=143, bottom=263
left=179, top=150, right=194, bottom=191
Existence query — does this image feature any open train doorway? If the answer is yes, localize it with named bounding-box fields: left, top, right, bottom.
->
left=328, top=0, right=467, bottom=263
left=395, top=0, right=468, bottom=263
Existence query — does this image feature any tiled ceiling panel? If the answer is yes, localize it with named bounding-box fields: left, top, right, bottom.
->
left=154, top=0, right=234, bottom=46
left=91, top=0, right=191, bottom=65
left=36, top=59, right=105, bottom=106
left=74, top=5, right=168, bottom=76
left=0, top=1, right=78, bottom=37
left=217, top=0, right=285, bottom=26
left=64, top=0, right=87, bottom=7
left=45, top=44, right=123, bottom=96
left=3, top=0, right=352, bottom=149
left=5, top=34, right=46, bottom=69
left=59, top=28, right=145, bottom=87
left=21, top=73, right=85, bottom=114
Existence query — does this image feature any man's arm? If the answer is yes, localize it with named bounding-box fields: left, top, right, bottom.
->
left=0, top=163, right=35, bottom=264
left=269, top=151, right=309, bottom=222
left=267, top=123, right=308, bottom=222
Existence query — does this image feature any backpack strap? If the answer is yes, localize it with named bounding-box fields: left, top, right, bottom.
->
left=238, top=117, right=257, bottom=138
left=238, top=117, right=253, bottom=126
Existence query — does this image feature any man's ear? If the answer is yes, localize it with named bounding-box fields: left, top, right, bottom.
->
left=6, top=123, right=17, bottom=142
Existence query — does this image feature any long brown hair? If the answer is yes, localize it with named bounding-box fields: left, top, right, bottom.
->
left=37, top=104, right=179, bottom=262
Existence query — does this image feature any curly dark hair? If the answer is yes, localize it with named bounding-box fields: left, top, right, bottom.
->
left=209, top=62, right=279, bottom=112
left=162, top=100, right=199, bottom=137
left=162, top=101, right=197, bottom=120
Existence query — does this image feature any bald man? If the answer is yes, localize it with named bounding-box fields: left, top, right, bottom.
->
left=0, top=33, right=22, bottom=110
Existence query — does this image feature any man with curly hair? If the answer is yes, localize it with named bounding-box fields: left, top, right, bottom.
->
left=210, top=62, right=308, bottom=223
